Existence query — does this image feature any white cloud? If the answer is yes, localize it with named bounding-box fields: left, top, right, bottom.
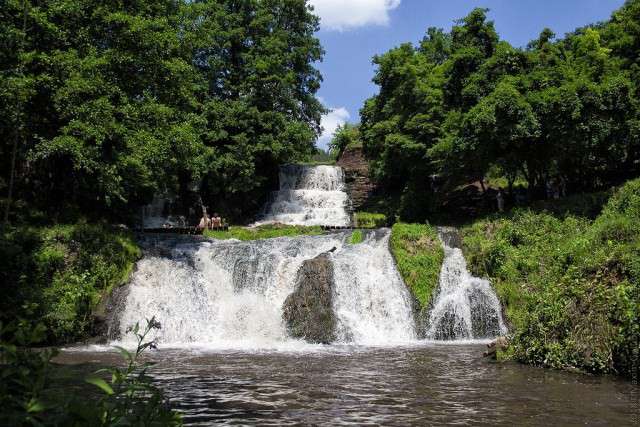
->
left=309, top=0, right=401, bottom=31
left=317, top=107, right=350, bottom=150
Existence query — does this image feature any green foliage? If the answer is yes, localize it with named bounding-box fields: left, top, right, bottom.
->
left=0, top=224, right=140, bottom=344
left=0, top=0, right=325, bottom=224
left=390, top=223, right=444, bottom=308
left=203, top=224, right=322, bottom=241
left=0, top=317, right=182, bottom=425
left=349, top=229, right=363, bottom=245
left=461, top=179, right=640, bottom=377
left=329, top=123, right=361, bottom=159
left=354, top=212, right=387, bottom=229
left=361, top=4, right=640, bottom=221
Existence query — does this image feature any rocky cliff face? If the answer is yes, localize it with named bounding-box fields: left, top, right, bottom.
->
left=282, top=253, right=337, bottom=344
left=336, top=146, right=376, bottom=212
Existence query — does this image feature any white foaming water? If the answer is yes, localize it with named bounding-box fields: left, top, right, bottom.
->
left=256, top=164, right=351, bottom=227
left=332, top=231, right=416, bottom=344
left=425, top=232, right=507, bottom=340
left=116, top=230, right=416, bottom=349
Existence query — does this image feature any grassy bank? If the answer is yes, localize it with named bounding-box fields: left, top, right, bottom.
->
left=204, top=224, right=323, bottom=241
left=461, top=179, right=640, bottom=377
left=0, top=223, right=140, bottom=345
left=354, top=212, right=387, bottom=229
left=390, top=223, right=444, bottom=309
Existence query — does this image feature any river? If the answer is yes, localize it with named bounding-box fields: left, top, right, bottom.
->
left=56, top=343, right=637, bottom=426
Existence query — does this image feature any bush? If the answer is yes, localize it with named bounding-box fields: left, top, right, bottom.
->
left=354, top=212, right=387, bottom=229
left=0, top=224, right=141, bottom=344
left=461, top=179, right=640, bottom=377
left=390, top=223, right=444, bottom=308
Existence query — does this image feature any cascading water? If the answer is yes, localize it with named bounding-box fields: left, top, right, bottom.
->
left=425, top=228, right=507, bottom=340
left=256, top=164, right=351, bottom=227
left=115, top=165, right=503, bottom=349
left=115, top=230, right=415, bottom=348
left=141, top=195, right=185, bottom=228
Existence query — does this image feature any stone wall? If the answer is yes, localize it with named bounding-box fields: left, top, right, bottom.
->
left=336, top=146, right=376, bottom=212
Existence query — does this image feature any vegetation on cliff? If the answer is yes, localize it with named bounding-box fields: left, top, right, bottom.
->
left=390, top=223, right=444, bottom=309
left=0, top=224, right=140, bottom=344
left=461, top=179, right=640, bottom=377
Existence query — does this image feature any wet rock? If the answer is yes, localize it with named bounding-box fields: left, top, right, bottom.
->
left=282, top=253, right=337, bottom=344
left=484, top=336, right=509, bottom=358
left=437, top=226, right=463, bottom=249
left=469, top=287, right=502, bottom=338
left=92, top=283, right=131, bottom=342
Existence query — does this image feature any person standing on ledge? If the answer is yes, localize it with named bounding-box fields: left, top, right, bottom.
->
left=211, top=213, right=222, bottom=229
left=198, top=208, right=210, bottom=230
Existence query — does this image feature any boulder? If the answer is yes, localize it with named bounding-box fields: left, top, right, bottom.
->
left=282, top=253, right=337, bottom=344
left=484, top=336, right=509, bottom=359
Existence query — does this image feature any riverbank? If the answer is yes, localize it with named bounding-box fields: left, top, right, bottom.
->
left=460, top=179, right=640, bottom=377
left=0, top=223, right=140, bottom=345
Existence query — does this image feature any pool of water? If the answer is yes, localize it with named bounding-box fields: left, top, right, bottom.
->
left=56, top=343, right=638, bottom=426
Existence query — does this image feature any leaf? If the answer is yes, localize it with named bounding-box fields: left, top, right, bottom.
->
left=26, top=398, right=46, bottom=413
left=86, top=376, right=114, bottom=395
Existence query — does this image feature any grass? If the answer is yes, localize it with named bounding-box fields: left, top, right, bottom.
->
left=460, top=178, right=640, bottom=377
left=349, top=229, right=364, bottom=244
left=204, top=223, right=323, bottom=241
left=0, top=223, right=141, bottom=344
left=354, top=212, right=387, bottom=229
left=389, top=223, right=444, bottom=309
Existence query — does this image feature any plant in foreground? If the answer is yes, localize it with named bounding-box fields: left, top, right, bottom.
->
left=0, top=316, right=181, bottom=426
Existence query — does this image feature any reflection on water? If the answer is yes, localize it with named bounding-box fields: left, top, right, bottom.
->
left=56, top=344, right=637, bottom=426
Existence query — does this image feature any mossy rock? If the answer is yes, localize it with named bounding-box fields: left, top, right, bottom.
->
left=282, top=253, right=337, bottom=344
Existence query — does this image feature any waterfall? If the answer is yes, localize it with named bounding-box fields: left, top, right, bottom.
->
left=142, top=195, right=185, bottom=229
left=256, top=164, right=351, bottom=227
left=425, top=229, right=507, bottom=340
left=115, top=230, right=416, bottom=348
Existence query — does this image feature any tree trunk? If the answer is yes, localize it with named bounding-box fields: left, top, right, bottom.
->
left=3, top=132, right=19, bottom=227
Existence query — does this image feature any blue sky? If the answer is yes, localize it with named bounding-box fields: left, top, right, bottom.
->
left=310, top=0, right=626, bottom=149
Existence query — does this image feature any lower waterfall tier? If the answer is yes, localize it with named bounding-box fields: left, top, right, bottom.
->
left=114, top=230, right=416, bottom=348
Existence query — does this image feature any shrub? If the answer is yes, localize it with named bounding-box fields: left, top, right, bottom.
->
left=0, top=224, right=141, bottom=344
left=354, top=212, right=387, bottom=229
left=460, top=179, right=640, bottom=377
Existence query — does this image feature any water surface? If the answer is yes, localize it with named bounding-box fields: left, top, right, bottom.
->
left=57, top=343, right=638, bottom=426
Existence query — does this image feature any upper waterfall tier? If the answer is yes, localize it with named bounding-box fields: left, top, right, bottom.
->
left=114, top=230, right=416, bottom=348
left=425, top=228, right=507, bottom=341
left=256, top=164, right=351, bottom=227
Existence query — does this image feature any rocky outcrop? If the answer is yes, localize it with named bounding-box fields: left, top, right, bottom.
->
left=282, top=253, right=337, bottom=344
left=91, top=283, right=131, bottom=343
left=336, top=146, right=376, bottom=211
left=437, top=226, right=462, bottom=249
left=484, top=336, right=509, bottom=359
